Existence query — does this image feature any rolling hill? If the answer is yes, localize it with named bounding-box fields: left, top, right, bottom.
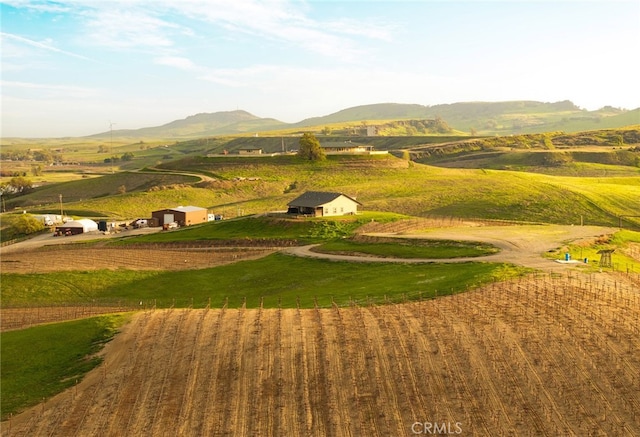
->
left=88, top=110, right=286, bottom=139
left=82, top=101, right=640, bottom=140
left=9, top=153, right=638, bottom=229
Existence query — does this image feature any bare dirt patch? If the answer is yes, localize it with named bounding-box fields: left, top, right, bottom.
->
left=4, top=275, right=639, bottom=436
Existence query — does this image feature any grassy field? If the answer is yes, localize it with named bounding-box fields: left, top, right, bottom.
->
left=4, top=171, right=201, bottom=212
left=313, top=237, right=499, bottom=258
left=0, top=314, right=129, bottom=420
left=0, top=253, right=530, bottom=309
left=4, top=153, right=639, bottom=228
left=121, top=212, right=407, bottom=244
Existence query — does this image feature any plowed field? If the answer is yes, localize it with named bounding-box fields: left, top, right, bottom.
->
left=4, top=275, right=639, bottom=436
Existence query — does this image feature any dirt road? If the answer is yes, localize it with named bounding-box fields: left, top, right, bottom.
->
left=285, top=224, right=616, bottom=273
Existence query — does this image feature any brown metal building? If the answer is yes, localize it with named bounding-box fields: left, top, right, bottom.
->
left=151, top=206, right=208, bottom=227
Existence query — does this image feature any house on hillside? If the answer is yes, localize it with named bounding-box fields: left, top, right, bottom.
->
left=287, top=191, right=361, bottom=217
left=151, top=206, right=208, bottom=227
left=322, top=143, right=374, bottom=154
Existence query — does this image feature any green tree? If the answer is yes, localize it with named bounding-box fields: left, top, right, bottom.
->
left=33, top=150, right=53, bottom=162
left=297, top=132, right=325, bottom=161
left=14, top=214, right=45, bottom=235
left=121, top=152, right=134, bottom=161
left=5, top=176, right=33, bottom=195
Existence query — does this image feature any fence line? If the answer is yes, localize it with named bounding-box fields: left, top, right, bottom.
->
left=3, top=271, right=638, bottom=332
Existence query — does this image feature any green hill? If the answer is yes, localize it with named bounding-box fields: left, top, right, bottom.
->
left=89, top=110, right=286, bottom=139
left=25, top=154, right=633, bottom=227
left=406, top=127, right=640, bottom=174
left=78, top=101, right=639, bottom=141
left=4, top=171, right=200, bottom=213
left=295, top=101, right=639, bottom=135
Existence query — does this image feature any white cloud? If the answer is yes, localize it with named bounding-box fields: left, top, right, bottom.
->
left=154, top=56, right=199, bottom=71
left=25, top=0, right=391, bottom=60
left=171, top=0, right=374, bottom=60
left=0, top=32, right=97, bottom=62
left=82, top=8, right=183, bottom=52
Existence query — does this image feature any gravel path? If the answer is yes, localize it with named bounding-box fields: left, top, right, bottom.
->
left=284, top=224, right=616, bottom=273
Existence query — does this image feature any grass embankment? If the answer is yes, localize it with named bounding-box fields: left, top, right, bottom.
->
left=0, top=314, right=129, bottom=420
left=0, top=254, right=530, bottom=309
left=313, top=237, right=498, bottom=259
left=122, top=212, right=407, bottom=244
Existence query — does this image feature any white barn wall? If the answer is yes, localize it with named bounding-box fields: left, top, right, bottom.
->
left=322, top=195, right=358, bottom=216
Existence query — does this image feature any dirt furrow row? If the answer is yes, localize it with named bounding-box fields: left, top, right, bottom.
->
left=3, top=274, right=640, bottom=436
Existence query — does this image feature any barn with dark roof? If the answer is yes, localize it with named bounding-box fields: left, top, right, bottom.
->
left=287, top=191, right=361, bottom=217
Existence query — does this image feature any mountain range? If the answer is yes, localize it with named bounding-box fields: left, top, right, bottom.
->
left=90, top=100, right=639, bottom=139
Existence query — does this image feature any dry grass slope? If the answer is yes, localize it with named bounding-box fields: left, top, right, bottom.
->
left=4, top=275, right=639, bottom=436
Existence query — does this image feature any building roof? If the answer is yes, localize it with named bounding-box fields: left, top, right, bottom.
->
left=287, top=191, right=361, bottom=207
left=58, top=219, right=98, bottom=230
left=170, top=206, right=207, bottom=213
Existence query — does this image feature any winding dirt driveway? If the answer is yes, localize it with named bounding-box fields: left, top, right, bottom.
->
left=284, top=224, right=616, bottom=273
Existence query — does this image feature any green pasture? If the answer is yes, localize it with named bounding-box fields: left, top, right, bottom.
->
left=155, top=155, right=637, bottom=226
left=5, top=171, right=200, bottom=212
left=313, top=238, right=499, bottom=259
left=0, top=254, right=530, bottom=309
left=5, top=152, right=640, bottom=229
left=0, top=314, right=128, bottom=420
left=122, top=212, right=407, bottom=244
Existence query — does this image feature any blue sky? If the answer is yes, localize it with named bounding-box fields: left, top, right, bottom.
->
left=1, top=0, right=639, bottom=137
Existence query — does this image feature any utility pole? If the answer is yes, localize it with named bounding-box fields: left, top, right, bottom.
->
left=59, top=194, right=63, bottom=217
left=109, top=121, right=116, bottom=152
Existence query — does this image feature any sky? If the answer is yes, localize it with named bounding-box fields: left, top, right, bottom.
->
left=1, top=0, right=639, bottom=138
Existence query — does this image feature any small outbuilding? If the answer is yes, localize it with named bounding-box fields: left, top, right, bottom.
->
left=238, top=147, right=263, bottom=155
left=287, top=191, right=361, bottom=217
left=55, top=219, right=99, bottom=236
left=151, top=206, right=208, bottom=227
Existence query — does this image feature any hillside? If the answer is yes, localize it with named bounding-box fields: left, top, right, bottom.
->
left=406, top=126, right=640, bottom=173
left=9, top=154, right=633, bottom=228
left=6, top=277, right=640, bottom=435
left=296, top=101, right=639, bottom=135
left=88, top=110, right=286, bottom=139
left=77, top=101, right=639, bottom=141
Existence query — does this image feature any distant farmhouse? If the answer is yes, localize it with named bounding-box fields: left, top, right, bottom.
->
left=151, top=206, right=208, bottom=227
left=321, top=143, right=387, bottom=155
left=287, top=191, right=361, bottom=217
left=238, top=147, right=263, bottom=155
